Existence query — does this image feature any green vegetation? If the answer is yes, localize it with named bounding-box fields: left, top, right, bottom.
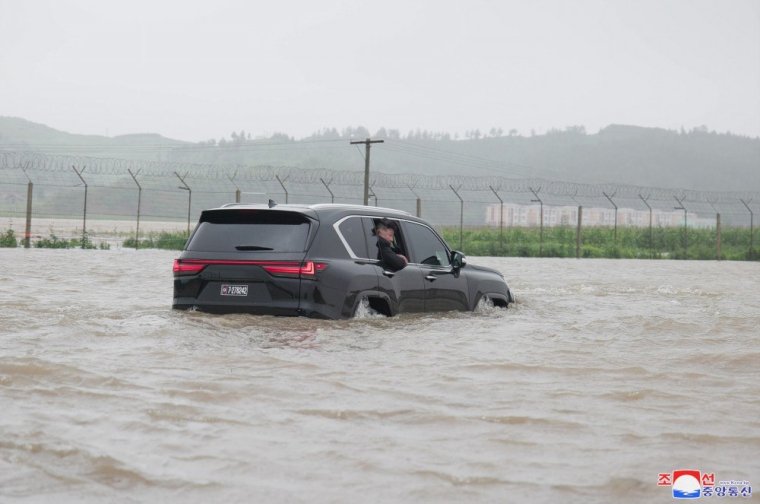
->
left=32, top=232, right=109, bottom=249
left=123, top=231, right=188, bottom=250
left=4, top=225, right=756, bottom=260
left=1, top=229, right=18, bottom=247
left=440, top=226, right=759, bottom=261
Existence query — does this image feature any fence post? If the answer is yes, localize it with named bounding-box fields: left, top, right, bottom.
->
left=227, top=171, right=240, bottom=203
left=21, top=165, right=33, bottom=248
left=71, top=166, right=88, bottom=248
left=740, top=199, right=754, bottom=259
left=407, top=185, right=421, bottom=217
left=128, top=169, right=142, bottom=249
left=576, top=206, right=583, bottom=258
left=369, top=182, right=378, bottom=206
left=275, top=175, right=289, bottom=204
left=174, top=171, right=192, bottom=236
left=24, top=181, right=33, bottom=248
left=603, top=191, right=618, bottom=242
left=320, top=178, right=335, bottom=203
left=489, top=185, right=504, bottom=251
left=708, top=199, right=720, bottom=260
left=674, top=195, right=687, bottom=258
left=529, top=187, right=543, bottom=256
left=450, top=184, right=464, bottom=251
left=639, top=194, right=653, bottom=259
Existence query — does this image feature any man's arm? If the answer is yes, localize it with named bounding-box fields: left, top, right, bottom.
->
left=377, top=239, right=407, bottom=271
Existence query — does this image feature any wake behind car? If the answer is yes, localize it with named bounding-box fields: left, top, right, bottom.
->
left=173, top=203, right=514, bottom=319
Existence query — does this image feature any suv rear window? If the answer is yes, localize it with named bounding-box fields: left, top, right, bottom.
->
left=186, top=210, right=311, bottom=252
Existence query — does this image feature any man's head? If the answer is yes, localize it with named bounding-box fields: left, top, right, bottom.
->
left=375, top=219, right=396, bottom=242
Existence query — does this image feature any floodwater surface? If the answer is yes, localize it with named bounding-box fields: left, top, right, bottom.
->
left=1, top=249, right=758, bottom=503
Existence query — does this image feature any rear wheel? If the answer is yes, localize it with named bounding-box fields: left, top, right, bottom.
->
left=353, top=296, right=391, bottom=318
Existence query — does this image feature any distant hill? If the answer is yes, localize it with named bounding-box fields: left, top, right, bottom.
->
left=0, top=116, right=186, bottom=160
left=1, top=117, right=758, bottom=192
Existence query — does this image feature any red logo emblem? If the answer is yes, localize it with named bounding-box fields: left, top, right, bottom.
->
left=658, top=473, right=672, bottom=486
left=701, top=473, right=715, bottom=486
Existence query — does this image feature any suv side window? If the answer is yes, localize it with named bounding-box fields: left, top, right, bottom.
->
left=369, top=217, right=409, bottom=260
left=337, top=216, right=370, bottom=258
left=404, top=222, right=451, bottom=267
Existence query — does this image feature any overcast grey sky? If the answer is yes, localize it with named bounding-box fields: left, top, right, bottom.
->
left=1, top=0, right=759, bottom=141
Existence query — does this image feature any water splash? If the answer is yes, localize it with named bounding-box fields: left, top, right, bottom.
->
left=352, top=297, right=385, bottom=319
left=474, top=294, right=501, bottom=314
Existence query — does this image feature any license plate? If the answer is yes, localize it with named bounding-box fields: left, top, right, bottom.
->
left=220, top=284, right=248, bottom=296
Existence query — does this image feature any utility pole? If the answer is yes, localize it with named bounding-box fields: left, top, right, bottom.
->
left=350, top=138, right=384, bottom=205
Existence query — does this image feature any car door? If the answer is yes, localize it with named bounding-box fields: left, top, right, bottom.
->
left=401, top=221, right=469, bottom=312
left=366, top=217, right=426, bottom=314
left=330, top=215, right=382, bottom=313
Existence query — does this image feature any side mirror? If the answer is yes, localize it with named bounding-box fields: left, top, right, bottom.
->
left=451, top=250, right=467, bottom=270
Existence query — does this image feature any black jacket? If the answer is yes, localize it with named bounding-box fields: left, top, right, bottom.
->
left=376, top=237, right=407, bottom=271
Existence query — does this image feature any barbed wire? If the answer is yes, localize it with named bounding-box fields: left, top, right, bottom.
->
left=1, top=150, right=759, bottom=207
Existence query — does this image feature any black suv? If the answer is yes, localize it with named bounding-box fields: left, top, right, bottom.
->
left=173, top=204, right=514, bottom=319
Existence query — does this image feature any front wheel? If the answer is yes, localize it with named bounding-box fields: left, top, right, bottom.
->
left=475, top=294, right=508, bottom=313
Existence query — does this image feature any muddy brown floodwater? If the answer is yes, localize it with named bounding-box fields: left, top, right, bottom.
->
left=1, top=249, right=758, bottom=503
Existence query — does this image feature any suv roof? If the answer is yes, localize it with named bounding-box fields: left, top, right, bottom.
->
left=215, top=203, right=413, bottom=219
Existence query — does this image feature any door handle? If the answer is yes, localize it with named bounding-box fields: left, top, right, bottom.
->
left=382, top=270, right=395, bottom=277
left=425, top=275, right=437, bottom=281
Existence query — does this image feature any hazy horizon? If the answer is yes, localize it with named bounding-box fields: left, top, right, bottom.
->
left=2, top=0, right=759, bottom=142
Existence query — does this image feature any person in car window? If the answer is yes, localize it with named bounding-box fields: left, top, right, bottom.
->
left=375, top=219, right=408, bottom=271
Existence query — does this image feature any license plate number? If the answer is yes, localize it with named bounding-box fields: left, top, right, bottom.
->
left=220, top=284, right=248, bottom=296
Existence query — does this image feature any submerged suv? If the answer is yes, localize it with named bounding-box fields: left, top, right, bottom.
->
left=173, top=203, right=514, bottom=319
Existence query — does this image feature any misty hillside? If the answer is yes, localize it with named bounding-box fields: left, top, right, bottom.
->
left=1, top=117, right=758, bottom=192
left=0, top=117, right=186, bottom=160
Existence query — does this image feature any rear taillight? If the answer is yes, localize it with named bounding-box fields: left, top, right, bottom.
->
left=173, top=259, right=206, bottom=275
left=173, top=259, right=326, bottom=278
left=262, top=261, right=327, bottom=279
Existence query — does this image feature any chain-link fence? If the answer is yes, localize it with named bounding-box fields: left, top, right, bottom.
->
left=1, top=151, right=758, bottom=258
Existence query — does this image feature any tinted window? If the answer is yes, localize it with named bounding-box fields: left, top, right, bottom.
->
left=405, top=222, right=450, bottom=266
left=337, top=217, right=370, bottom=258
left=187, top=210, right=310, bottom=252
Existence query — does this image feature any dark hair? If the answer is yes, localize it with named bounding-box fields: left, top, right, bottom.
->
left=375, top=218, right=396, bottom=231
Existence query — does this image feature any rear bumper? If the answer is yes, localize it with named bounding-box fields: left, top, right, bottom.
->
left=172, top=298, right=341, bottom=319
left=172, top=298, right=301, bottom=316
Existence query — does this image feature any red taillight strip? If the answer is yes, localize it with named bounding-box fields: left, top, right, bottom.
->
left=173, top=259, right=327, bottom=278
left=173, top=259, right=207, bottom=274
